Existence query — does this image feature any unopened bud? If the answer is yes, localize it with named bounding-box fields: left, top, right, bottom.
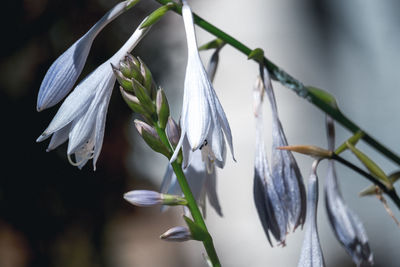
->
left=166, top=117, right=181, bottom=147
left=112, top=64, right=134, bottom=92
left=160, top=226, right=192, bottom=242
left=124, top=190, right=163, bottom=207
left=138, top=57, right=156, bottom=97
left=119, top=86, right=149, bottom=117
left=124, top=190, right=187, bottom=207
left=156, top=88, right=170, bottom=129
left=132, top=79, right=156, bottom=115
left=134, top=119, right=169, bottom=156
left=278, top=145, right=332, bottom=159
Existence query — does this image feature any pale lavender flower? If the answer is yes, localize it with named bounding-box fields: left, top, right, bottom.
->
left=37, top=1, right=135, bottom=111
left=325, top=116, right=373, bottom=267
left=160, top=226, right=192, bottom=242
left=297, top=160, right=325, bottom=267
left=253, top=76, right=287, bottom=245
left=263, top=67, right=306, bottom=230
left=36, top=19, right=151, bottom=170
left=170, top=0, right=234, bottom=168
left=124, top=190, right=163, bottom=207
left=162, top=149, right=222, bottom=217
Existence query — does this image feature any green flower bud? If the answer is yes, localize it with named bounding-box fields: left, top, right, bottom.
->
left=112, top=64, right=134, bottom=92
left=138, top=57, right=156, bottom=97
left=132, top=79, right=156, bottom=115
left=156, top=88, right=170, bottom=129
left=134, top=119, right=169, bottom=156
left=121, top=54, right=143, bottom=83
left=119, top=86, right=150, bottom=119
left=166, top=117, right=180, bottom=147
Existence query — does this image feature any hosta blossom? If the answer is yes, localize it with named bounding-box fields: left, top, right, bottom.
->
left=262, top=67, right=306, bottom=230
left=36, top=19, right=151, bottom=169
left=162, top=149, right=222, bottom=216
left=325, top=117, right=373, bottom=267
left=170, top=0, right=234, bottom=168
left=297, top=160, right=325, bottom=267
left=253, top=69, right=306, bottom=244
left=37, top=1, right=133, bottom=111
left=253, top=76, right=287, bottom=245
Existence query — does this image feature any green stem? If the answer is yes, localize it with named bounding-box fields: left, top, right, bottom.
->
left=332, top=154, right=400, bottom=210
left=154, top=124, right=221, bottom=267
left=154, top=0, right=400, bottom=167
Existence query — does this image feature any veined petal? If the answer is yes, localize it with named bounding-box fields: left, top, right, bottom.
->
left=46, top=123, right=71, bottom=151
left=37, top=1, right=129, bottom=111
left=92, top=79, right=115, bottom=170
left=254, top=112, right=287, bottom=244
left=182, top=2, right=199, bottom=56
left=67, top=70, right=115, bottom=155
left=184, top=61, right=212, bottom=150
left=205, top=165, right=222, bottom=216
left=297, top=161, right=325, bottom=267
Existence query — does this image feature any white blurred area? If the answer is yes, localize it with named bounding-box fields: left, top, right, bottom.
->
left=128, top=0, right=400, bottom=266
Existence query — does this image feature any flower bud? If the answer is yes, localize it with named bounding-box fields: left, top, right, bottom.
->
left=132, top=79, right=156, bottom=115
left=112, top=64, right=134, bottom=92
left=160, top=226, right=192, bottom=242
left=138, top=57, right=156, bottom=97
left=124, top=190, right=187, bottom=207
left=156, top=88, right=170, bottom=129
left=124, top=190, right=163, bottom=207
left=119, top=87, right=149, bottom=118
left=134, top=119, right=169, bottom=156
left=166, top=117, right=181, bottom=147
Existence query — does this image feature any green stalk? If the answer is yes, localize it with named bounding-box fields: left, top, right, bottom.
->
left=154, top=0, right=400, bottom=167
left=332, top=154, right=400, bottom=210
left=154, top=124, right=221, bottom=267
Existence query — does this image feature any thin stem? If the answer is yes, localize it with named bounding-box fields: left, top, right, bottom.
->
left=154, top=0, right=400, bottom=167
left=332, top=154, right=400, bottom=210
left=171, top=162, right=221, bottom=267
left=154, top=124, right=221, bottom=267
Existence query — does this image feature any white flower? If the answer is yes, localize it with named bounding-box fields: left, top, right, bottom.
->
left=170, top=0, right=234, bottom=168
left=37, top=1, right=133, bottom=111
left=36, top=19, right=151, bottom=170
left=297, top=160, right=325, bottom=267
left=162, top=149, right=222, bottom=216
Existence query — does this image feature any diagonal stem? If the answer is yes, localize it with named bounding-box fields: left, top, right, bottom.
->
left=154, top=0, right=400, bottom=167
left=154, top=124, right=221, bottom=267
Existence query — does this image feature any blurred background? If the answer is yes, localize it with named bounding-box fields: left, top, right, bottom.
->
left=2, top=0, right=400, bottom=266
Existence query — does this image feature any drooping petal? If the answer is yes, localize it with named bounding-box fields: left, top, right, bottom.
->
left=263, top=67, right=306, bottom=229
left=46, top=123, right=71, bottom=151
left=204, top=165, right=223, bottom=216
left=297, top=160, right=325, bottom=267
left=253, top=107, right=287, bottom=245
left=37, top=1, right=129, bottom=111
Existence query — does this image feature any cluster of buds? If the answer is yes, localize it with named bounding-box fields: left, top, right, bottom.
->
left=112, top=54, right=181, bottom=158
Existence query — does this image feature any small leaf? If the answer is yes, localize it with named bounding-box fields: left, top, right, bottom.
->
left=307, top=86, right=338, bottom=110
left=198, top=38, right=225, bottom=51
left=248, top=48, right=264, bottom=63
left=183, top=216, right=208, bottom=241
left=335, top=131, right=364, bottom=155
left=346, top=141, right=391, bottom=188
left=140, top=3, right=175, bottom=29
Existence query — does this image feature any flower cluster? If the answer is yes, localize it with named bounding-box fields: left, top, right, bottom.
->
left=35, top=1, right=383, bottom=266
left=36, top=2, right=149, bottom=170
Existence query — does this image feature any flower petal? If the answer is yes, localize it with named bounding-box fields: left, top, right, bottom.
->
left=298, top=161, right=325, bottom=267
left=46, top=123, right=71, bottom=151
left=37, top=1, right=129, bottom=111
